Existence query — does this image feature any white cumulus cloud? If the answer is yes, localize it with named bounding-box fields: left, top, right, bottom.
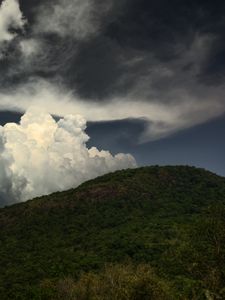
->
left=0, top=108, right=136, bottom=206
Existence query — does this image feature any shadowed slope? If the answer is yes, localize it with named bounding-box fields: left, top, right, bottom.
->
left=0, top=166, right=225, bottom=299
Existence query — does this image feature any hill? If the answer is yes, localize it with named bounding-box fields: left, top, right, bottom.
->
left=0, top=166, right=225, bottom=299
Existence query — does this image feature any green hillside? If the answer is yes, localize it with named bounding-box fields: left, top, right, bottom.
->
left=0, top=166, right=225, bottom=299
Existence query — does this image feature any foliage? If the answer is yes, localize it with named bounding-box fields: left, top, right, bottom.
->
left=39, top=263, right=174, bottom=300
left=0, top=166, right=225, bottom=299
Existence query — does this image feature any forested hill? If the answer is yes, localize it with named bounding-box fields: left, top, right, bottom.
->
left=1, top=166, right=225, bottom=299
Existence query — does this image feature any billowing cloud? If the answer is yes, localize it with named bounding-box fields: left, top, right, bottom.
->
left=0, top=0, right=25, bottom=44
left=0, top=79, right=224, bottom=142
left=0, top=108, right=136, bottom=206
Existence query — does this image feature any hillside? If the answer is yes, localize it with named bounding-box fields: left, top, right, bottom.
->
left=0, top=166, right=225, bottom=299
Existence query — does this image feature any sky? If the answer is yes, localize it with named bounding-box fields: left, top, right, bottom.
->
left=0, top=0, right=224, bottom=205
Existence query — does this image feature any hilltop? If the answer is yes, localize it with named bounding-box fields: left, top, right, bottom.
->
left=0, top=166, right=225, bottom=299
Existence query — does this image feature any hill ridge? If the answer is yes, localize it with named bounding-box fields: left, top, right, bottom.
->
left=0, top=165, right=225, bottom=299
left=2, top=165, right=224, bottom=210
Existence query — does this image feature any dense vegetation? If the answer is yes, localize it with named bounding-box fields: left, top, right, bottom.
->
left=0, top=166, right=225, bottom=299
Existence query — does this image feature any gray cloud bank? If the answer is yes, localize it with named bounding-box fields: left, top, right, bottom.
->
left=0, top=0, right=225, bottom=140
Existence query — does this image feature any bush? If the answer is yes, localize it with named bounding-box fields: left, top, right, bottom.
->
left=40, top=263, right=174, bottom=300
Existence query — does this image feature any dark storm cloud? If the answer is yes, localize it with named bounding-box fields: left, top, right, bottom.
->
left=0, top=0, right=225, bottom=141
left=62, top=0, right=225, bottom=99
left=2, top=0, right=225, bottom=93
